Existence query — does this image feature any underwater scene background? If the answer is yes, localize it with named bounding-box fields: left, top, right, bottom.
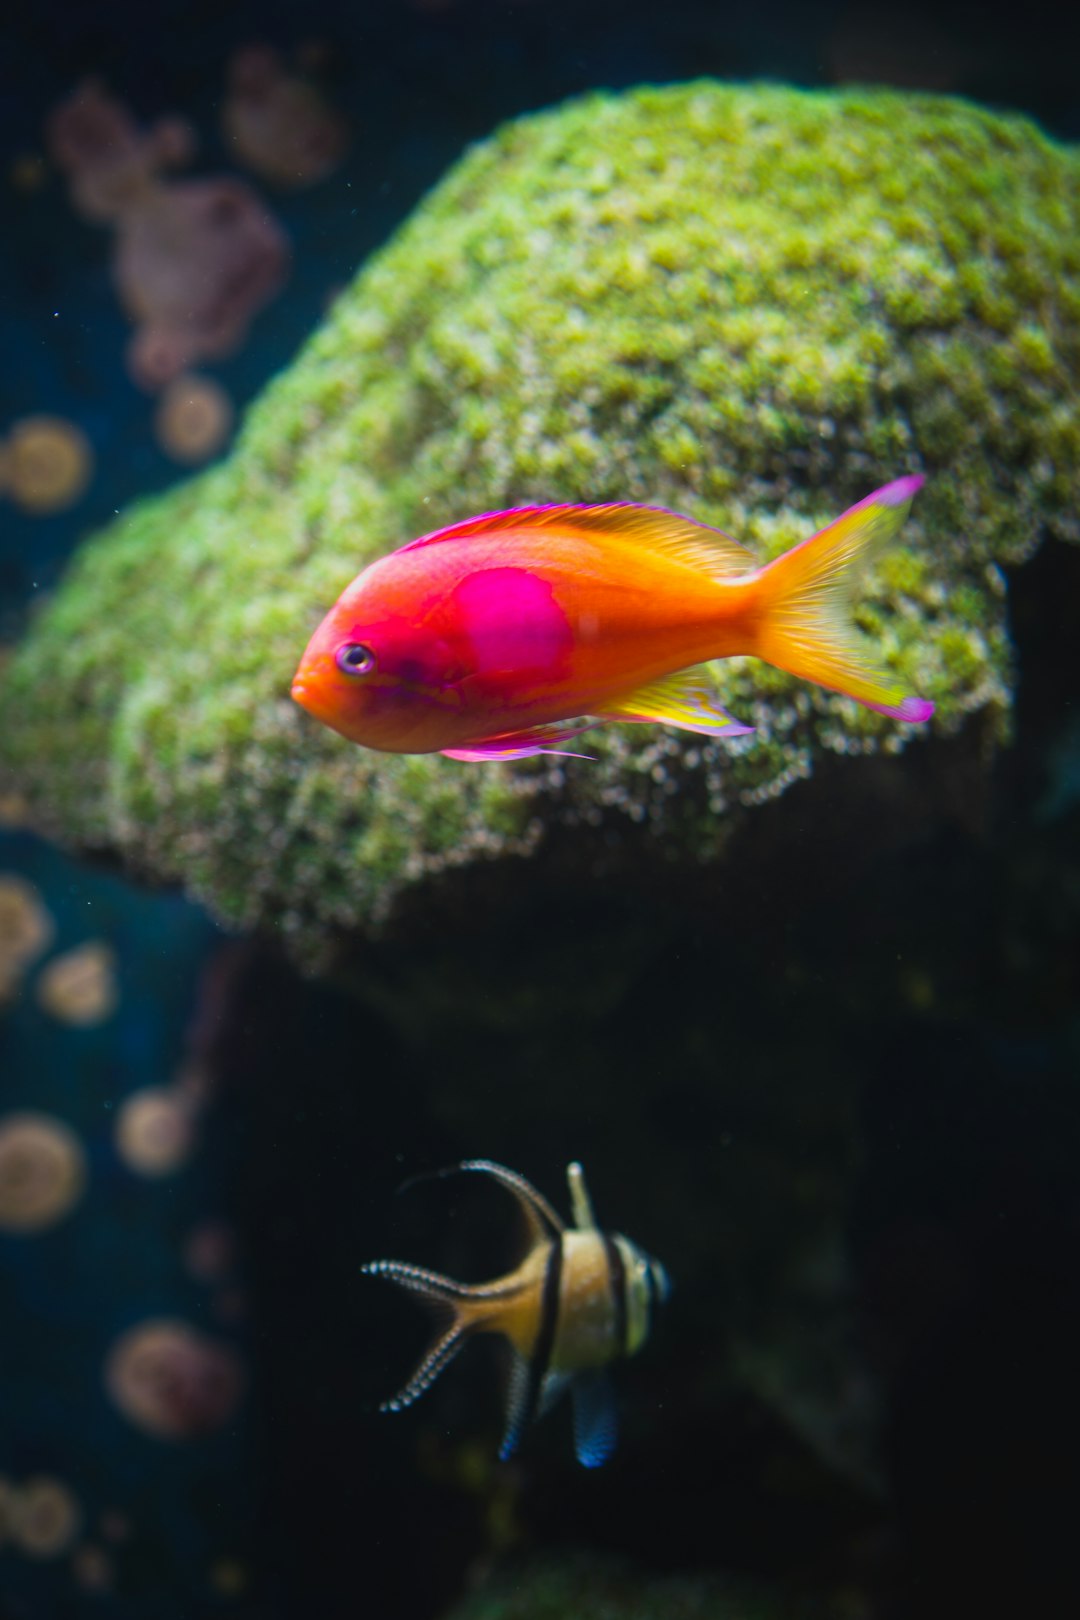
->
left=2, top=2, right=1080, bottom=1617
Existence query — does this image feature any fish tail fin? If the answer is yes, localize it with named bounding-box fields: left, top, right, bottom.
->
left=361, top=1259, right=503, bottom=1411
left=750, top=475, right=934, bottom=722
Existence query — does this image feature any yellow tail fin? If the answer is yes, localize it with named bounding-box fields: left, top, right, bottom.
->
left=752, top=476, right=934, bottom=723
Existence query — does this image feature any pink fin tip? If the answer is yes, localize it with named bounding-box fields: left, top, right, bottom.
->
left=877, top=474, right=926, bottom=506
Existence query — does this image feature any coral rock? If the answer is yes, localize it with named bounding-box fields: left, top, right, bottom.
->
left=1, top=84, right=1078, bottom=962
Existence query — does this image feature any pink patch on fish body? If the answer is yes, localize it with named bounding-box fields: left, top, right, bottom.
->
left=449, top=567, right=574, bottom=684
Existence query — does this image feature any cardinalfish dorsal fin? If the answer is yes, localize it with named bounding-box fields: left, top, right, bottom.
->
left=567, top=1161, right=598, bottom=1231
left=396, top=1160, right=564, bottom=1243
left=397, top=503, right=757, bottom=580
left=361, top=1259, right=526, bottom=1411
left=448, top=1159, right=566, bottom=1246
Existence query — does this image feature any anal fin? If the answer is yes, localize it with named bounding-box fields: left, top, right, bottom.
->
left=596, top=668, right=753, bottom=739
left=442, top=721, right=596, bottom=762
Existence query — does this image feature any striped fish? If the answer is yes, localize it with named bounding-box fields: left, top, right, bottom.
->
left=362, top=1159, right=669, bottom=1467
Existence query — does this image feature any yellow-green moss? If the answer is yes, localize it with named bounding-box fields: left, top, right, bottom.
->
left=1, top=82, right=1078, bottom=956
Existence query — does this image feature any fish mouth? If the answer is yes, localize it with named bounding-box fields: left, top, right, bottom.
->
left=291, top=671, right=341, bottom=729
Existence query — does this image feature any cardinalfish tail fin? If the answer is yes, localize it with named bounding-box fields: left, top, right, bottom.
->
left=752, top=475, right=935, bottom=723
left=362, top=1259, right=517, bottom=1412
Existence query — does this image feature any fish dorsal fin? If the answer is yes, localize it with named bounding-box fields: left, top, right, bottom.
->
left=453, top=1160, right=566, bottom=1244
left=398, top=503, right=757, bottom=580
left=567, top=1162, right=598, bottom=1231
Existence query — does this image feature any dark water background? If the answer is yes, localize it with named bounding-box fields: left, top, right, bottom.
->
left=2, top=3, right=1079, bottom=1618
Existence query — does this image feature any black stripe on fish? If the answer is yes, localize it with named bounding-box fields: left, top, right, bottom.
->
left=518, top=1236, right=563, bottom=1435
left=603, top=1235, right=628, bottom=1357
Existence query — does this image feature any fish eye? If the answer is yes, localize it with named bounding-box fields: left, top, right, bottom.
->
left=336, top=642, right=376, bottom=677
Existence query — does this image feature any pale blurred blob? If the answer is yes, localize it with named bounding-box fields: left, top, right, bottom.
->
left=173, top=1058, right=215, bottom=1107
left=0, top=792, right=32, bottom=830
left=9, top=153, right=47, bottom=192
left=7, top=1477, right=82, bottom=1559
left=72, top=1542, right=114, bottom=1591
left=223, top=44, right=348, bottom=188
left=98, top=1508, right=131, bottom=1543
left=115, top=1086, right=197, bottom=1177
left=46, top=78, right=288, bottom=391
left=117, top=180, right=289, bottom=390
left=37, top=941, right=118, bottom=1026
left=155, top=374, right=235, bottom=465
left=0, top=1476, right=15, bottom=1546
left=105, top=1319, right=245, bottom=1440
left=209, top=1557, right=249, bottom=1596
left=47, top=78, right=195, bottom=223
left=0, top=1112, right=87, bottom=1233
left=0, top=874, right=55, bottom=1002
left=183, top=1218, right=237, bottom=1283
left=1, top=416, right=93, bottom=514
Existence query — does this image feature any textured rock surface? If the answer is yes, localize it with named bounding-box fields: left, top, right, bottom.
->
left=438, top=1555, right=822, bottom=1619
left=2, top=83, right=1078, bottom=955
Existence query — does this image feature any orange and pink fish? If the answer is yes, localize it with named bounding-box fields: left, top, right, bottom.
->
left=291, top=476, right=934, bottom=761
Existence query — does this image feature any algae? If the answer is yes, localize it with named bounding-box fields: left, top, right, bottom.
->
left=438, top=1555, right=824, bottom=1620
left=2, top=83, right=1078, bottom=954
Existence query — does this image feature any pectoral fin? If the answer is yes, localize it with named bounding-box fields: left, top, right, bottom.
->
left=571, top=1370, right=619, bottom=1468
left=538, top=1369, right=572, bottom=1417
left=441, top=721, right=596, bottom=762
left=596, top=669, right=754, bottom=739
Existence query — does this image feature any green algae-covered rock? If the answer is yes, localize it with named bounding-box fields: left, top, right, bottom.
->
left=2, top=83, right=1078, bottom=952
left=438, top=1556, right=823, bottom=1620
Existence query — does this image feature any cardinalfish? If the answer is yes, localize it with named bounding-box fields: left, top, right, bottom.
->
left=291, top=476, right=934, bottom=761
left=362, top=1159, right=669, bottom=1467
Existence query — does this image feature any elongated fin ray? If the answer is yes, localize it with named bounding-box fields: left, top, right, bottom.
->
left=452, top=1160, right=566, bottom=1242
left=400, top=503, right=756, bottom=580
left=361, top=1258, right=528, bottom=1305
left=362, top=1258, right=526, bottom=1413
left=596, top=669, right=754, bottom=738
left=378, top=1322, right=467, bottom=1412
left=571, top=1370, right=619, bottom=1468
left=442, top=721, right=597, bottom=763
left=756, top=475, right=935, bottom=722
